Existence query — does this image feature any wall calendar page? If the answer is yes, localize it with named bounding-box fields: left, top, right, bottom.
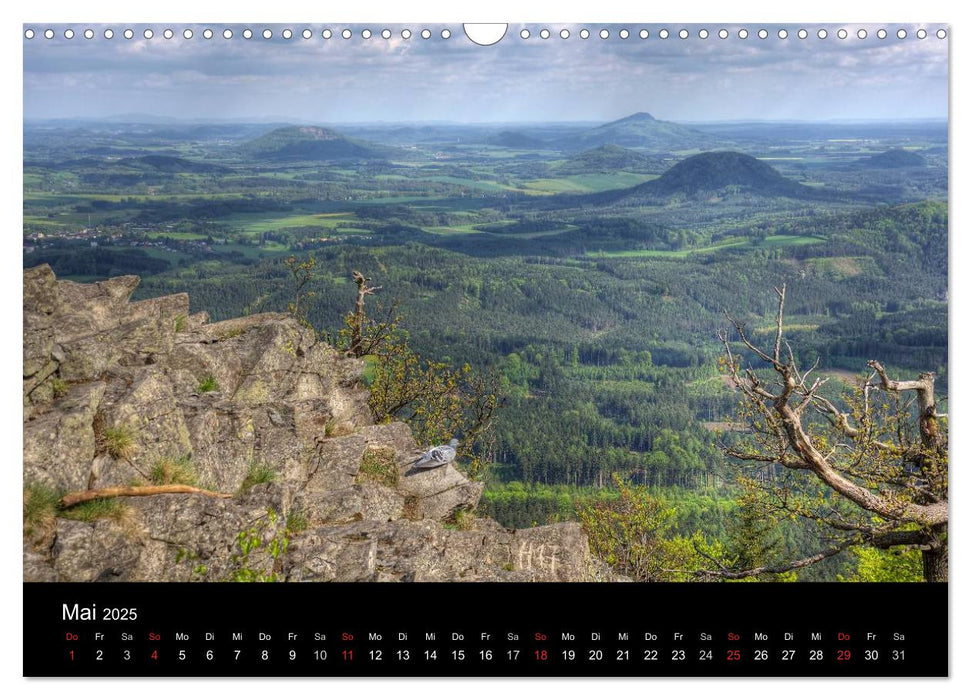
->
left=21, top=17, right=950, bottom=681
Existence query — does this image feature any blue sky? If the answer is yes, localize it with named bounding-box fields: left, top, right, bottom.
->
left=23, top=23, right=948, bottom=123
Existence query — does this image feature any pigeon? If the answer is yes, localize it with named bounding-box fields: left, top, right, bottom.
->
left=410, top=438, right=459, bottom=470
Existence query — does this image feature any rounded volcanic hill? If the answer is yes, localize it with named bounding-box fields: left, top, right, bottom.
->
left=240, top=125, right=387, bottom=161
left=640, top=151, right=814, bottom=198
left=855, top=148, right=927, bottom=169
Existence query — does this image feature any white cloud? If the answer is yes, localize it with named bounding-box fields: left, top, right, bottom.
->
left=23, top=23, right=948, bottom=122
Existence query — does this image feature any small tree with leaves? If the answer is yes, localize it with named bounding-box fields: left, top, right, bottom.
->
left=577, top=475, right=723, bottom=582
left=283, top=254, right=317, bottom=327
left=338, top=271, right=502, bottom=479
left=708, top=284, right=947, bottom=582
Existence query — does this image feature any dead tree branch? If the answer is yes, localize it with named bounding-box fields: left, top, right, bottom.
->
left=60, top=485, right=233, bottom=508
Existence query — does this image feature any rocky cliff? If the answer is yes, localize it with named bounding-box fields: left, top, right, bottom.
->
left=23, top=265, right=612, bottom=582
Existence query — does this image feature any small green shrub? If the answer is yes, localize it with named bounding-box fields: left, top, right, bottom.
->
left=357, top=446, right=399, bottom=487
left=150, top=456, right=197, bottom=486
left=174, top=314, right=187, bottom=333
left=102, top=426, right=135, bottom=460
left=240, top=460, right=277, bottom=492
left=197, top=374, right=219, bottom=393
left=229, top=508, right=288, bottom=582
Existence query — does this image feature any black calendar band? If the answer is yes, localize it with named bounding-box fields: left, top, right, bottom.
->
left=23, top=582, right=947, bottom=677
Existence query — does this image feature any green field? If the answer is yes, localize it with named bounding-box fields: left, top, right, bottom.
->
left=220, top=211, right=361, bottom=237
left=522, top=172, right=657, bottom=194
left=144, top=231, right=210, bottom=241
left=590, top=234, right=826, bottom=259
left=756, top=234, right=826, bottom=248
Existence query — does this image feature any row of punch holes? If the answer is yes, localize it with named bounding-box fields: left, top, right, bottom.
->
left=24, top=26, right=948, bottom=42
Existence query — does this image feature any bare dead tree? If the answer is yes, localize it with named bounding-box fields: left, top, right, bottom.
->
left=702, top=284, right=947, bottom=582
left=345, top=270, right=387, bottom=358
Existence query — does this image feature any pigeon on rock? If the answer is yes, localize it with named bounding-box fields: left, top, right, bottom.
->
left=411, top=439, right=459, bottom=469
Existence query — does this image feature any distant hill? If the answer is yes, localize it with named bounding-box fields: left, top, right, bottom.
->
left=854, top=148, right=927, bottom=169
left=485, top=131, right=547, bottom=148
left=555, top=144, right=659, bottom=174
left=556, top=112, right=712, bottom=153
left=593, top=151, right=822, bottom=204
left=240, top=125, right=388, bottom=161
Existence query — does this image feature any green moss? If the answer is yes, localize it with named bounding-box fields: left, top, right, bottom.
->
left=50, top=377, right=68, bottom=399
left=357, top=446, right=399, bottom=487
left=197, top=374, right=219, bottom=393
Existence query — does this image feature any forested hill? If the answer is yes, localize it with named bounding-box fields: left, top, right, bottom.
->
left=853, top=148, right=928, bottom=169
left=240, top=125, right=389, bottom=161
left=554, top=144, right=659, bottom=174
left=556, top=112, right=713, bottom=152
left=568, top=151, right=836, bottom=208
left=633, top=151, right=819, bottom=199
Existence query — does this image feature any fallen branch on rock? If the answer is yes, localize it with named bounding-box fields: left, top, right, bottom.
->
left=60, top=485, right=233, bottom=508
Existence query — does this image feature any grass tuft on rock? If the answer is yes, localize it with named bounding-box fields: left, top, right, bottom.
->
left=23, top=483, right=61, bottom=539
left=102, top=426, right=136, bottom=460
left=150, top=456, right=198, bottom=486
left=444, top=508, right=477, bottom=531
left=286, top=510, right=309, bottom=534
left=197, top=374, right=219, bottom=393
left=60, top=498, right=132, bottom=524
left=240, top=460, right=277, bottom=492
left=357, top=446, right=399, bottom=487
left=217, top=327, right=245, bottom=341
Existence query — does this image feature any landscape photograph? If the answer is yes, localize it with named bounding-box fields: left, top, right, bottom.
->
left=22, top=24, right=948, bottom=584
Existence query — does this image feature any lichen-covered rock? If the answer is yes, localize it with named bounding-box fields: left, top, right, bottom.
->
left=398, top=463, right=484, bottom=521
left=23, top=381, right=106, bottom=491
left=23, top=544, right=57, bottom=582
left=22, top=267, right=619, bottom=583
left=294, top=483, right=404, bottom=526
left=51, top=519, right=143, bottom=582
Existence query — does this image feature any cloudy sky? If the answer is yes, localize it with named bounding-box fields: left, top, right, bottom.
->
left=23, top=23, right=948, bottom=123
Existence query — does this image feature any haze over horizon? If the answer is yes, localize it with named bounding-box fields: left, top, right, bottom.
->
left=24, top=23, right=948, bottom=123
left=23, top=113, right=949, bottom=126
